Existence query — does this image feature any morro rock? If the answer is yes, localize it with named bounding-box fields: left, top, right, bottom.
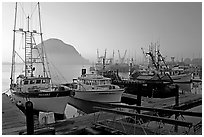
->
left=41, top=38, right=90, bottom=65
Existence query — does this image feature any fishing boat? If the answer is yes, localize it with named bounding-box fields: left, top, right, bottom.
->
left=161, top=73, right=192, bottom=83
left=64, top=69, right=124, bottom=103
left=131, top=45, right=192, bottom=84
left=10, top=2, right=72, bottom=114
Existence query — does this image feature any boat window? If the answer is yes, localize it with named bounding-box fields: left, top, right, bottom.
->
left=46, top=79, right=50, bottom=84
left=30, top=80, right=35, bottom=84
left=36, top=79, right=41, bottom=84
left=105, top=80, right=108, bottom=84
left=102, top=80, right=105, bottom=85
left=85, top=80, right=90, bottom=85
left=42, top=79, right=46, bottom=84
left=73, top=84, right=77, bottom=89
left=92, top=80, right=97, bottom=85
left=24, top=80, right=29, bottom=85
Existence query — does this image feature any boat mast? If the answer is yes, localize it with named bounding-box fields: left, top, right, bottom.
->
left=24, top=14, right=37, bottom=77
left=37, top=2, right=45, bottom=77
left=37, top=3, right=52, bottom=82
left=10, top=2, right=18, bottom=87
left=25, top=16, right=30, bottom=77
left=11, top=2, right=52, bottom=83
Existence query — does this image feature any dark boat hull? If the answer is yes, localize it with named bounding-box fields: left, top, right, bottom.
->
left=112, top=80, right=177, bottom=98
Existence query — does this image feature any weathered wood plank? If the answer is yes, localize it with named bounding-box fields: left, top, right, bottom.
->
left=2, top=94, right=26, bottom=135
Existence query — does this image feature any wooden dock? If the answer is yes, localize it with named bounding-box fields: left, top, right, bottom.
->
left=2, top=92, right=202, bottom=135
left=57, top=93, right=201, bottom=135
left=142, top=93, right=202, bottom=109
left=2, top=93, right=26, bottom=135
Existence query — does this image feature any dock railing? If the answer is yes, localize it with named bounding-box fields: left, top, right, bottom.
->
left=93, top=105, right=202, bottom=135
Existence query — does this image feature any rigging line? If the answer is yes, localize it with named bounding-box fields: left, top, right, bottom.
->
left=19, top=3, right=27, bottom=19
left=48, top=59, right=68, bottom=83
left=51, top=69, right=62, bottom=84
left=45, top=60, right=62, bottom=84
left=30, top=3, right=33, bottom=31
left=32, top=38, right=42, bottom=59
left=35, top=43, right=51, bottom=84
left=15, top=51, right=25, bottom=63
left=49, top=59, right=67, bottom=83
left=30, top=3, right=38, bottom=19
left=19, top=33, right=24, bottom=50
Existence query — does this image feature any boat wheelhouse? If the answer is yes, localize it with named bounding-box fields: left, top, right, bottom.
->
left=14, top=75, right=51, bottom=92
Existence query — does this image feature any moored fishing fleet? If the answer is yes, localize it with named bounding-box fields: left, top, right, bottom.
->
left=3, top=2, right=202, bottom=135
left=91, top=42, right=201, bottom=98
left=7, top=1, right=202, bottom=115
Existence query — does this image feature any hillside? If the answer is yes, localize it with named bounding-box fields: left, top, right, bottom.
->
left=41, top=38, right=90, bottom=65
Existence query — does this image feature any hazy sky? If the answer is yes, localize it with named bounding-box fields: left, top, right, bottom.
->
left=2, top=2, right=202, bottom=63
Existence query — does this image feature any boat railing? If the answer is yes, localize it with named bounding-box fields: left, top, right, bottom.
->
left=78, top=83, right=87, bottom=91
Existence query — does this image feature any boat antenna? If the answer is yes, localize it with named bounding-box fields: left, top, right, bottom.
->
left=37, top=2, right=53, bottom=85
left=10, top=2, right=18, bottom=88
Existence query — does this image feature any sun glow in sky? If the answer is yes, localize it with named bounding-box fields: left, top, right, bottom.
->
left=2, top=2, right=202, bottom=63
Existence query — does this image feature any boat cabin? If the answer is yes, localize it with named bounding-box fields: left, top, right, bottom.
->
left=15, top=75, right=51, bottom=92
left=70, top=74, right=115, bottom=91
left=78, top=74, right=112, bottom=86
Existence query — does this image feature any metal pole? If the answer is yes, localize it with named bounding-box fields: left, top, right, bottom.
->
left=10, top=2, right=18, bottom=87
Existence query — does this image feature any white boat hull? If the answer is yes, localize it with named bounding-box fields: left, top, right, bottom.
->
left=73, top=89, right=124, bottom=103
left=11, top=92, right=69, bottom=114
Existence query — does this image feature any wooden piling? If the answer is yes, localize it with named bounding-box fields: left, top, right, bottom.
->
left=25, top=101, right=34, bottom=135
left=175, top=85, right=179, bottom=107
left=174, top=85, right=179, bottom=132
left=136, top=84, right=141, bottom=114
